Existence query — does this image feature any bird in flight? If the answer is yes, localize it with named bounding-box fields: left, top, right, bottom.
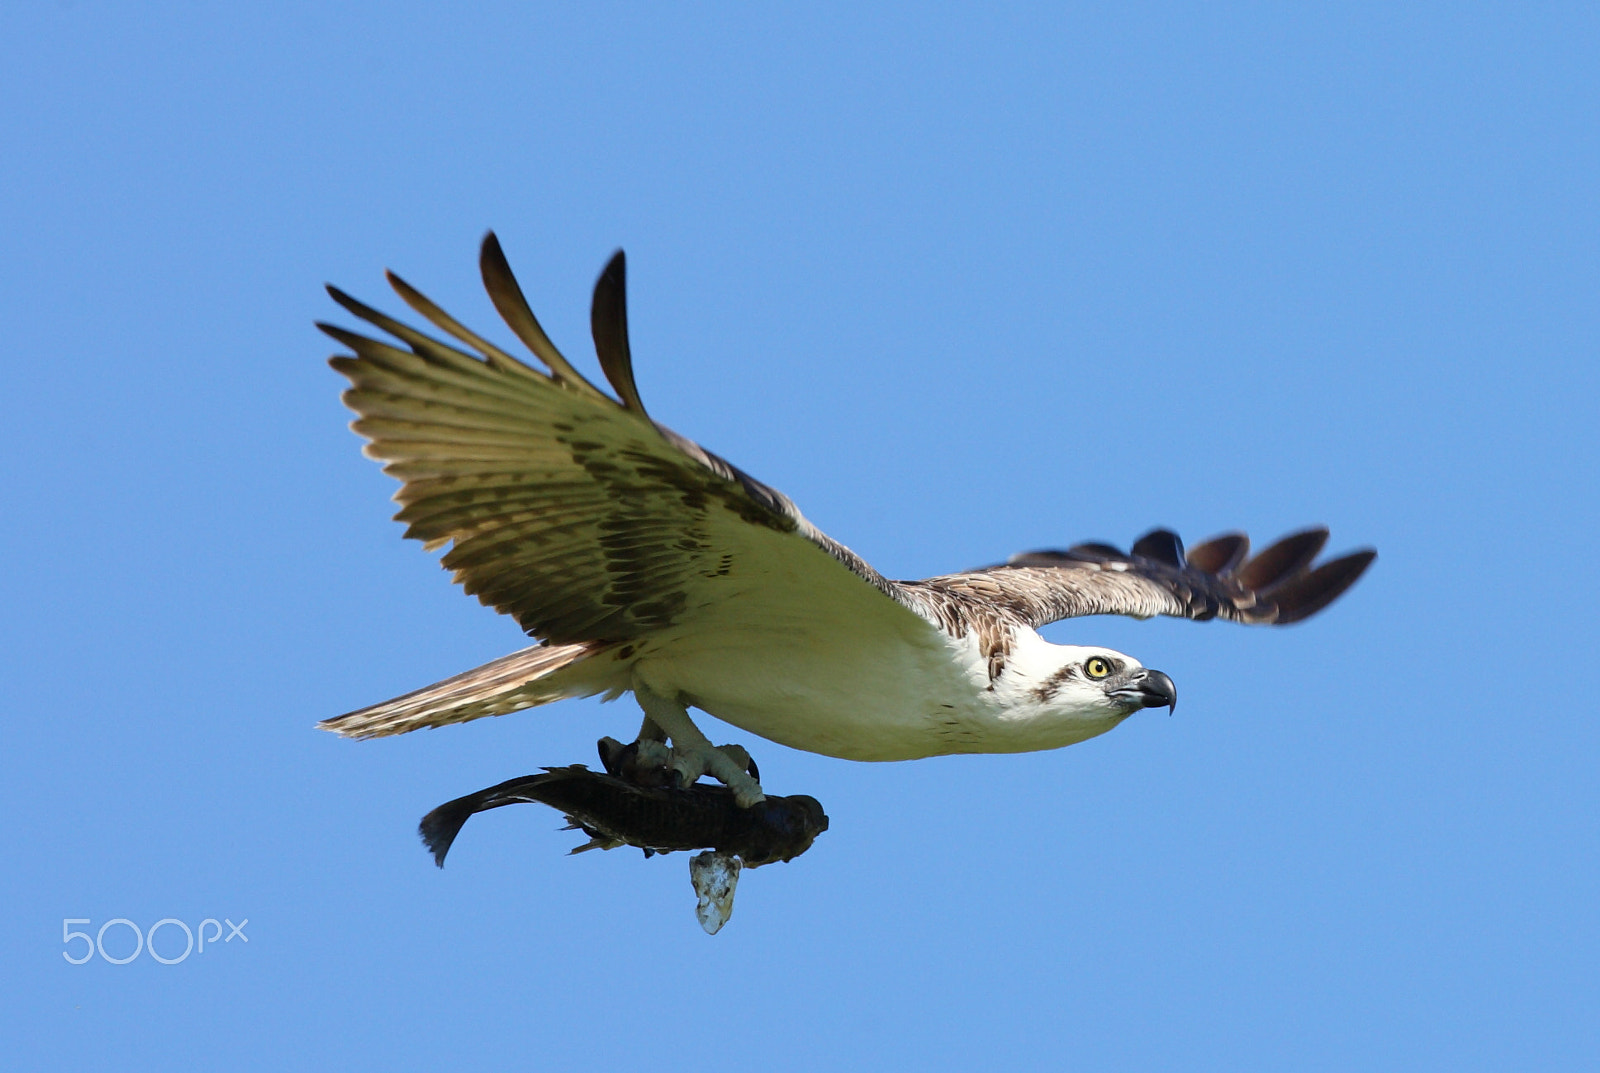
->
left=320, top=234, right=1375, bottom=808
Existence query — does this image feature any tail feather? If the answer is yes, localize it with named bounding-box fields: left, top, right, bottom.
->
left=319, top=641, right=607, bottom=739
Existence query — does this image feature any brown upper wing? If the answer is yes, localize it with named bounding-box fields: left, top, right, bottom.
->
left=905, top=527, right=1375, bottom=630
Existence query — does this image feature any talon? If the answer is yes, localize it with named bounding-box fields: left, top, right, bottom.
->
left=668, top=741, right=766, bottom=806
left=596, top=736, right=630, bottom=776
left=630, top=680, right=766, bottom=807
left=713, top=743, right=758, bottom=781
left=731, top=783, right=765, bottom=809
left=632, top=738, right=673, bottom=771
left=601, top=736, right=676, bottom=788
left=669, top=753, right=702, bottom=789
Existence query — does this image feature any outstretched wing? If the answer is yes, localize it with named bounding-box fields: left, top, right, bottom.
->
left=905, top=527, right=1374, bottom=630
left=322, top=233, right=907, bottom=648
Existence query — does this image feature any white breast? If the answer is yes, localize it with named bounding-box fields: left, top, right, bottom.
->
left=637, top=612, right=1128, bottom=762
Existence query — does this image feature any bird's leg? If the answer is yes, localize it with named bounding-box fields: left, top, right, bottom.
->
left=632, top=681, right=765, bottom=808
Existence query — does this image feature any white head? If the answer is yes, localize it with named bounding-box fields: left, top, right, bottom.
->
left=1000, top=635, right=1178, bottom=748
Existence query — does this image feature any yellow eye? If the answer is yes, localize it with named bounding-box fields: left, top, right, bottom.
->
left=1085, top=657, right=1112, bottom=679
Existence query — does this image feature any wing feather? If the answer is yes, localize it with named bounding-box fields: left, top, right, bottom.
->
left=1237, top=529, right=1328, bottom=592
left=384, top=269, right=541, bottom=378
left=1184, top=532, right=1249, bottom=576
left=589, top=250, right=649, bottom=416
left=907, top=526, right=1373, bottom=629
left=325, top=233, right=905, bottom=648
left=477, top=232, right=614, bottom=399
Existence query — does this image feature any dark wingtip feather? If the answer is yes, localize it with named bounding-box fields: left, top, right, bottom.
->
left=590, top=249, right=648, bottom=415
left=1131, top=529, right=1186, bottom=567
left=1005, top=549, right=1065, bottom=567
left=1069, top=541, right=1127, bottom=560
left=1268, top=549, right=1376, bottom=624
left=996, top=525, right=1371, bottom=627
left=1185, top=532, right=1249, bottom=576
left=477, top=232, right=605, bottom=397
left=479, top=230, right=507, bottom=272
left=317, top=320, right=366, bottom=346
left=1237, top=528, right=1329, bottom=592
left=1028, top=541, right=1130, bottom=564
left=478, top=232, right=524, bottom=316
left=324, top=284, right=377, bottom=321
left=1006, top=542, right=1127, bottom=568
left=478, top=232, right=528, bottom=314
left=315, top=320, right=349, bottom=349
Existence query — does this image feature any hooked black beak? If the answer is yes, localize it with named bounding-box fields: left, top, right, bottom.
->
left=1112, top=668, right=1177, bottom=716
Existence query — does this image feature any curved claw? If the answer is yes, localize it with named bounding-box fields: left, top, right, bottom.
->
left=667, top=742, right=766, bottom=808
left=631, top=680, right=767, bottom=807
left=604, top=735, right=766, bottom=807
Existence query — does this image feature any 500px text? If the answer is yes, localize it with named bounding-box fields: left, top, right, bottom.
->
left=62, top=917, right=248, bottom=964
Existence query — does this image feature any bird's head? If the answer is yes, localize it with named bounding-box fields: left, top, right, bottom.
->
left=1021, top=643, right=1178, bottom=727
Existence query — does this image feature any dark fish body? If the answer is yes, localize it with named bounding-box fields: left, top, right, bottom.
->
left=421, top=765, right=828, bottom=868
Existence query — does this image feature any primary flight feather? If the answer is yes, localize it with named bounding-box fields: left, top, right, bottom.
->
left=321, top=234, right=1374, bottom=806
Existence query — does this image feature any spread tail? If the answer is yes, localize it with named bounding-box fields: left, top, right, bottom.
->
left=319, top=641, right=607, bottom=739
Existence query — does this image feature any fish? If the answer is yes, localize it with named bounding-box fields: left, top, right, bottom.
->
left=419, top=754, right=828, bottom=869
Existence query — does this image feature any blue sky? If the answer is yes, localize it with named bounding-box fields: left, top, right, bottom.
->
left=3, top=3, right=1596, bottom=1069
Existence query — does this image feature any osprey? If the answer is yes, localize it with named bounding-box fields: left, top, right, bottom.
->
left=320, top=234, right=1374, bottom=807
